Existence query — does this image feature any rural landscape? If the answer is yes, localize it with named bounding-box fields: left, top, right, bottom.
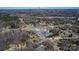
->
left=0, top=8, right=79, bottom=51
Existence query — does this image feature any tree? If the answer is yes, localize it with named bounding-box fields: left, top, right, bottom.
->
left=58, top=38, right=79, bottom=51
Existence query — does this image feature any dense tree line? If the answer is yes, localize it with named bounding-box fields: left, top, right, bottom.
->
left=0, top=14, right=20, bottom=28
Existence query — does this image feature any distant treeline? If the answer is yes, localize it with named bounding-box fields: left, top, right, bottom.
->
left=0, top=9, right=79, bottom=17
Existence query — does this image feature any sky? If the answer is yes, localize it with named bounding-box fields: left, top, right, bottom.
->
left=0, top=7, right=79, bottom=9
left=0, top=0, right=78, bottom=7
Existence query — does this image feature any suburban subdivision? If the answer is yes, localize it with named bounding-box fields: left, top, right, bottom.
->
left=0, top=8, right=79, bottom=51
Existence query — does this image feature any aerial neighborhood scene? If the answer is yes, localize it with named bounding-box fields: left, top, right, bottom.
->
left=0, top=7, right=79, bottom=51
